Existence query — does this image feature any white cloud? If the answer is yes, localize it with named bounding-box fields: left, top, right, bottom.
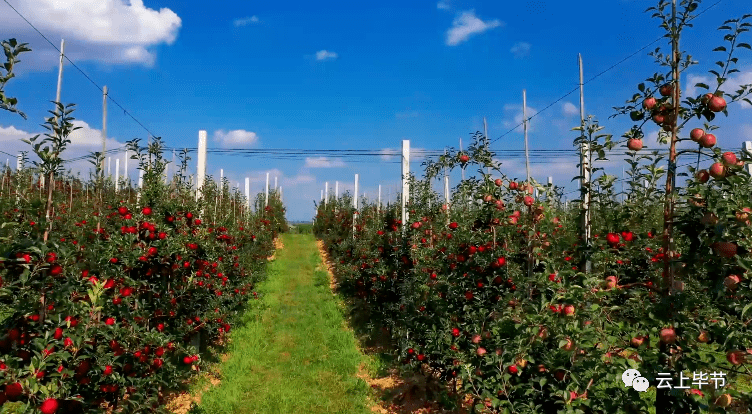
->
left=212, top=130, right=259, bottom=147
left=315, top=50, right=338, bottom=61
left=437, top=1, right=451, bottom=10
left=233, top=16, right=259, bottom=27
left=2, top=0, right=181, bottom=69
left=0, top=121, right=135, bottom=180
left=562, top=102, right=579, bottom=116
left=510, top=42, right=531, bottom=58
left=304, top=157, right=346, bottom=168
left=445, top=10, right=503, bottom=46
left=685, top=68, right=752, bottom=109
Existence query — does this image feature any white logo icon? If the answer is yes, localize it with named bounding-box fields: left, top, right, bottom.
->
left=622, top=369, right=641, bottom=387
left=632, top=376, right=650, bottom=392
left=622, top=369, right=649, bottom=392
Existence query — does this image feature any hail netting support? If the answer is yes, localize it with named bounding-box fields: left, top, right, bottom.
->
left=137, top=169, right=144, bottom=206
left=353, top=173, right=359, bottom=239
left=265, top=172, right=269, bottom=207
left=245, top=177, right=250, bottom=209
left=325, top=181, right=329, bottom=206
left=196, top=130, right=207, bottom=202
left=402, top=140, right=410, bottom=233
left=578, top=53, right=592, bottom=274
left=115, top=159, right=120, bottom=193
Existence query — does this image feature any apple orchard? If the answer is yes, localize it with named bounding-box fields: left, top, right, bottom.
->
left=316, top=2, right=752, bottom=414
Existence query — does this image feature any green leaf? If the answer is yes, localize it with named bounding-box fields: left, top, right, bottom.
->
left=739, top=43, right=752, bottom=50
left=712, top=46, right=727, bottom=52
left=743, top=302, right=752, bottom=318
left=695, top=82, right=709, bottom=90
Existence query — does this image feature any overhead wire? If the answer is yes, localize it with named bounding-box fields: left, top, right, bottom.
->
left=1, top=0, right=159, bottom=141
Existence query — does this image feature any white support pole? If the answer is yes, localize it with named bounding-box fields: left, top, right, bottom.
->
left=444, top=148, right=450, bottom=206
left=325, top=181, right=329, bottom=206
left=245, top=177, right=250, bottom=209
left=484, top=116, right=490, bottom=175
left=279, top=186, right=283, bottom=203
left=108, top=157, right=111, bottom=178
left=402, top=140, right=410, bottom=229
left=378, top=184, right=381, bottom=212
left=55, top=39, right=64, bottom=105
left=220, top=169, right=224, bottom=201
left=321, top=189, right=324, bottom=202
left=579, top=53, right=591, bottom=272
left=137, top=169, right=144, bottom=205
left=101, top=85, right=107, bottom=176
left=196, top=130, right=207, bottom=201
left=115, top=159, right=120, bottom=193
left=335, top=181, right=339, bottom=200
left=265, top=172, right=269, bottom=207
left=274, top=176, right=278, bottom=191
left=523, top=90, right=531, bottom=185
left=16, top=154, right=22, bottom=171
left=353, top=173, right=359, bottom=238
left=124, top=150, right=128, bottom=185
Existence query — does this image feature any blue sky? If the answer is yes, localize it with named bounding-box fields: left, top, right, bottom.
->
left=1, top=0, right=751, bottom=221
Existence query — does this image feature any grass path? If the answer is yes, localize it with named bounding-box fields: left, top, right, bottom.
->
left=193, top=233, right=373, bottom=414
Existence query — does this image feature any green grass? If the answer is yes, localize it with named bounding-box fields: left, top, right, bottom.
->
left=192, top=233, right=373, bottom=414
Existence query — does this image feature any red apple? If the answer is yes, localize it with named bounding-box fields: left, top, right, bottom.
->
left=509, top=181, right=518, bottom=190
left=627, top=138, right=643, bottom=151
left=606, top=233, right=620, bottom=246
left=709, top=162, right=726, bottom=179
left=722, top=152, right=737, bottom=166
left=714, top=242, right=738, bottom=258
left=660, top=327, right=677, bottom=344
left=690, top=128, right=705, bottom=142
left=652, top=112, right=666, bottom=124
left=643, top=97, right=657, bottom=110
left=697, top=331, right=710, bottom=343
left=726, top=350, right=745, bottom=365
left=5, top=382, right=22, bottom=399
left=709, top=96, right=727, bottom=112
left=699, top=133, right=716, bottom=148
left=561, top=338, right=575, bottom=351
left=477, top=347, right=487, bottom=356
left=695, top=170, right=710, bottom=183
left=523, top=196, right=534, bottom=206
left=563, top=304, right=575, bottom=316
left=724, top=275, right=741, bottom=290
left=40, top=398, right=58, bottom=414
left=494, top=178, right=503, bottom=187
left=631, top=336, right=646, bottom=347
left=605, top=276, right=618, bottom=289
left=715, top=394, right=732, bottom=407
left=660, top=84, right=673, bottom=96
left=459, top=154, right=470, bottom=163
left=508, top=365, right=519, bottom=374
left=537, top=326, right=548, bottom=340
